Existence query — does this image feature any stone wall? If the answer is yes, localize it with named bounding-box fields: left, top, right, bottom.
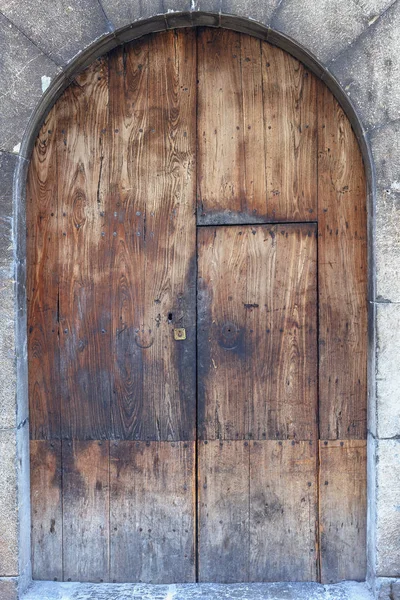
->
left=0, top=1, right=399, bottom=598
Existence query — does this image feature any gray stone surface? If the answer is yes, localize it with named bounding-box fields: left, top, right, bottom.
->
left=0, top=0, right=112, bottom=65
left=0, top=430, right=18, bottom=577
left=272, top=0, right=371, bottom=63
left=102, top=0, right=191, bottom=31
left=0, top=296, right=16, bottom=430
left=221, top=0, right=279, bottom=24
left=22, top=581, right=373, bottom=600
left=0, top=152, right=16, bottom=280
left=0, top=578, right=18, bottom=600
left=328, top=1, right=400, bottom=131
left=375, top=187, right=400, bottom=304
left=392, top=580, right=400, bottom=599
left=376, top=304, right=400, bottom=438
left=370, top=120, right=400, bottom=190
left=376, top=439, right=400, bottom=577
left=0, top=13, right=60, bottom=152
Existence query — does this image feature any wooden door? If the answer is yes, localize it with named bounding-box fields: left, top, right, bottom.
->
left=27, top=27, right=367, bottom=585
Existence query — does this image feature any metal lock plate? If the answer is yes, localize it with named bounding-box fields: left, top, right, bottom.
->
left=173, top=328, right=186, bottom=340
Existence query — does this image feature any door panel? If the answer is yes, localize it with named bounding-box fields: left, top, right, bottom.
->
left=110, top=441, right=195, bottom=583
left=319, top=440, right=367, bottom=583
left=108, top=31, right=197, bottom=442
left=317, top=84, right=368, bottom=440
left=27, top=27, right=367, bottom=585
left=197, top=224, right=318, bottom=441
left=198, top=440, right=249, bottom=583
left=249, top=440, right=317, bottom=582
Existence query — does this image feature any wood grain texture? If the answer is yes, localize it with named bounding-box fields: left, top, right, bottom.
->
left=108, top=31, right=197, bottom=441
left=263, top=44, right=318, bottom=221
left=197, top=28, right=267, bottom=224
left=318, top=85, right=368, bottom=440
left=197, top=224, right=317, bottom=440
left=57, top=58, right=111, bottom=440
left=319, top=440, right=367, bottom=583
left=110, top=441, right=195, bottom=583
left=62, top=440, right=110, bottom=582
left=250, top=440, right=317, bottom=582
left=27, top=109, right=60, bottom=440
left=30, top=441, right=62, bottom=581
left=198, top=440, right=250, bottom=582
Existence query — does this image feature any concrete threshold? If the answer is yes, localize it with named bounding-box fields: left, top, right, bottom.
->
left=23, top=581, right=374, bottom=600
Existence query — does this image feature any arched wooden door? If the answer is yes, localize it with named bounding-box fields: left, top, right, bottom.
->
left=27, top=27, right=367, bottom=585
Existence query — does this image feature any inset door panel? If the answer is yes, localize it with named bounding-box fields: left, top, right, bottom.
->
left=197, top=224, right=318, bottom=441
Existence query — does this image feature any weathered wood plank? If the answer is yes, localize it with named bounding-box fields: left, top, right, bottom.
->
left=319, top=440, right=367, bottom=583
left=30, top=441, right=62, bottom=581
left=318, top=85, right=367, bottom=439
left=198, top=440, right=249, bottom=582
left=263, top=44, right=318, bottom=221
left=250, top=440, right=317, bottom=582
left=197, top=29, right=267, bottom=224
left=110, top=441, right=195, bottom=583
left=109, top=31, right=197, bottom=441
left=62, top=440, right=110, bottom=582
left=57, top=58, right=111, bottom=440
left=27, top=109, right=60, bottom=440
left=197, top=224, right=317, bottom=440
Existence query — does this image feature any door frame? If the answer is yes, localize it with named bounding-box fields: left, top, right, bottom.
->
left=8, top=11, right=379, bottom=597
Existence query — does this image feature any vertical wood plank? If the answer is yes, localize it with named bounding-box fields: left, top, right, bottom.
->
left=319, top=440, right=367, bottom=583
left=62, top=440, right=110, bottom=582
left=109, top=30, right=197, bottom=441
left=57, top=58, right=111, bottom=440
left=263, top=44, right=318, bottom=221
left=197, top=29, right=267, bottom=224
left=197, top=224, right=317, bottom=440
left=198, top=440, right=249, bottom=582
left=318, top=85, right=368, bottom=440
left=30, top=441, right=62, bottom=581
left=110, top=441, right=195, bottom=583
left=250, top=440, right=317, bottom=582
left=27, top=109, right=60, bottom=440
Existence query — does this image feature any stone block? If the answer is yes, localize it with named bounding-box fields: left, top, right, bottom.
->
left=0, top=430, right=18, bottom=577
left=328, top=1, right=400, bottom=131
left=0, top=152, right=16, bottom=280
left=272, top=0, right=369, bottom=64
left=0, top=578, right=18, bottom=600
left=370, top=121, right=400, bottom=191
left=375, top=188, right=400, bottom=303
left=376, top=439, right=400, bottom=577
left=195, top=0, right=221, bottom=13
left=376, top=304, right=400, bottom=438
left=103, top=0, right=192, bottom=31
left=0, top=0, right=112, bottom=65
left=221, top=0, right=279, bottom=25
left=392, top=580, right=400, bottom=600
left=0, top=14, right=60, bottom=153
left=0, top=307, right=16, bottom=430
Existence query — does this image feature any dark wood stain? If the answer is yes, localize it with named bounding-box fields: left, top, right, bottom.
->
left=27, top=27, right=367, bottom=585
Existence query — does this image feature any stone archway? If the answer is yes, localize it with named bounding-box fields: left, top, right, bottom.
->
left=0, top=3, right=399, bottom=599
